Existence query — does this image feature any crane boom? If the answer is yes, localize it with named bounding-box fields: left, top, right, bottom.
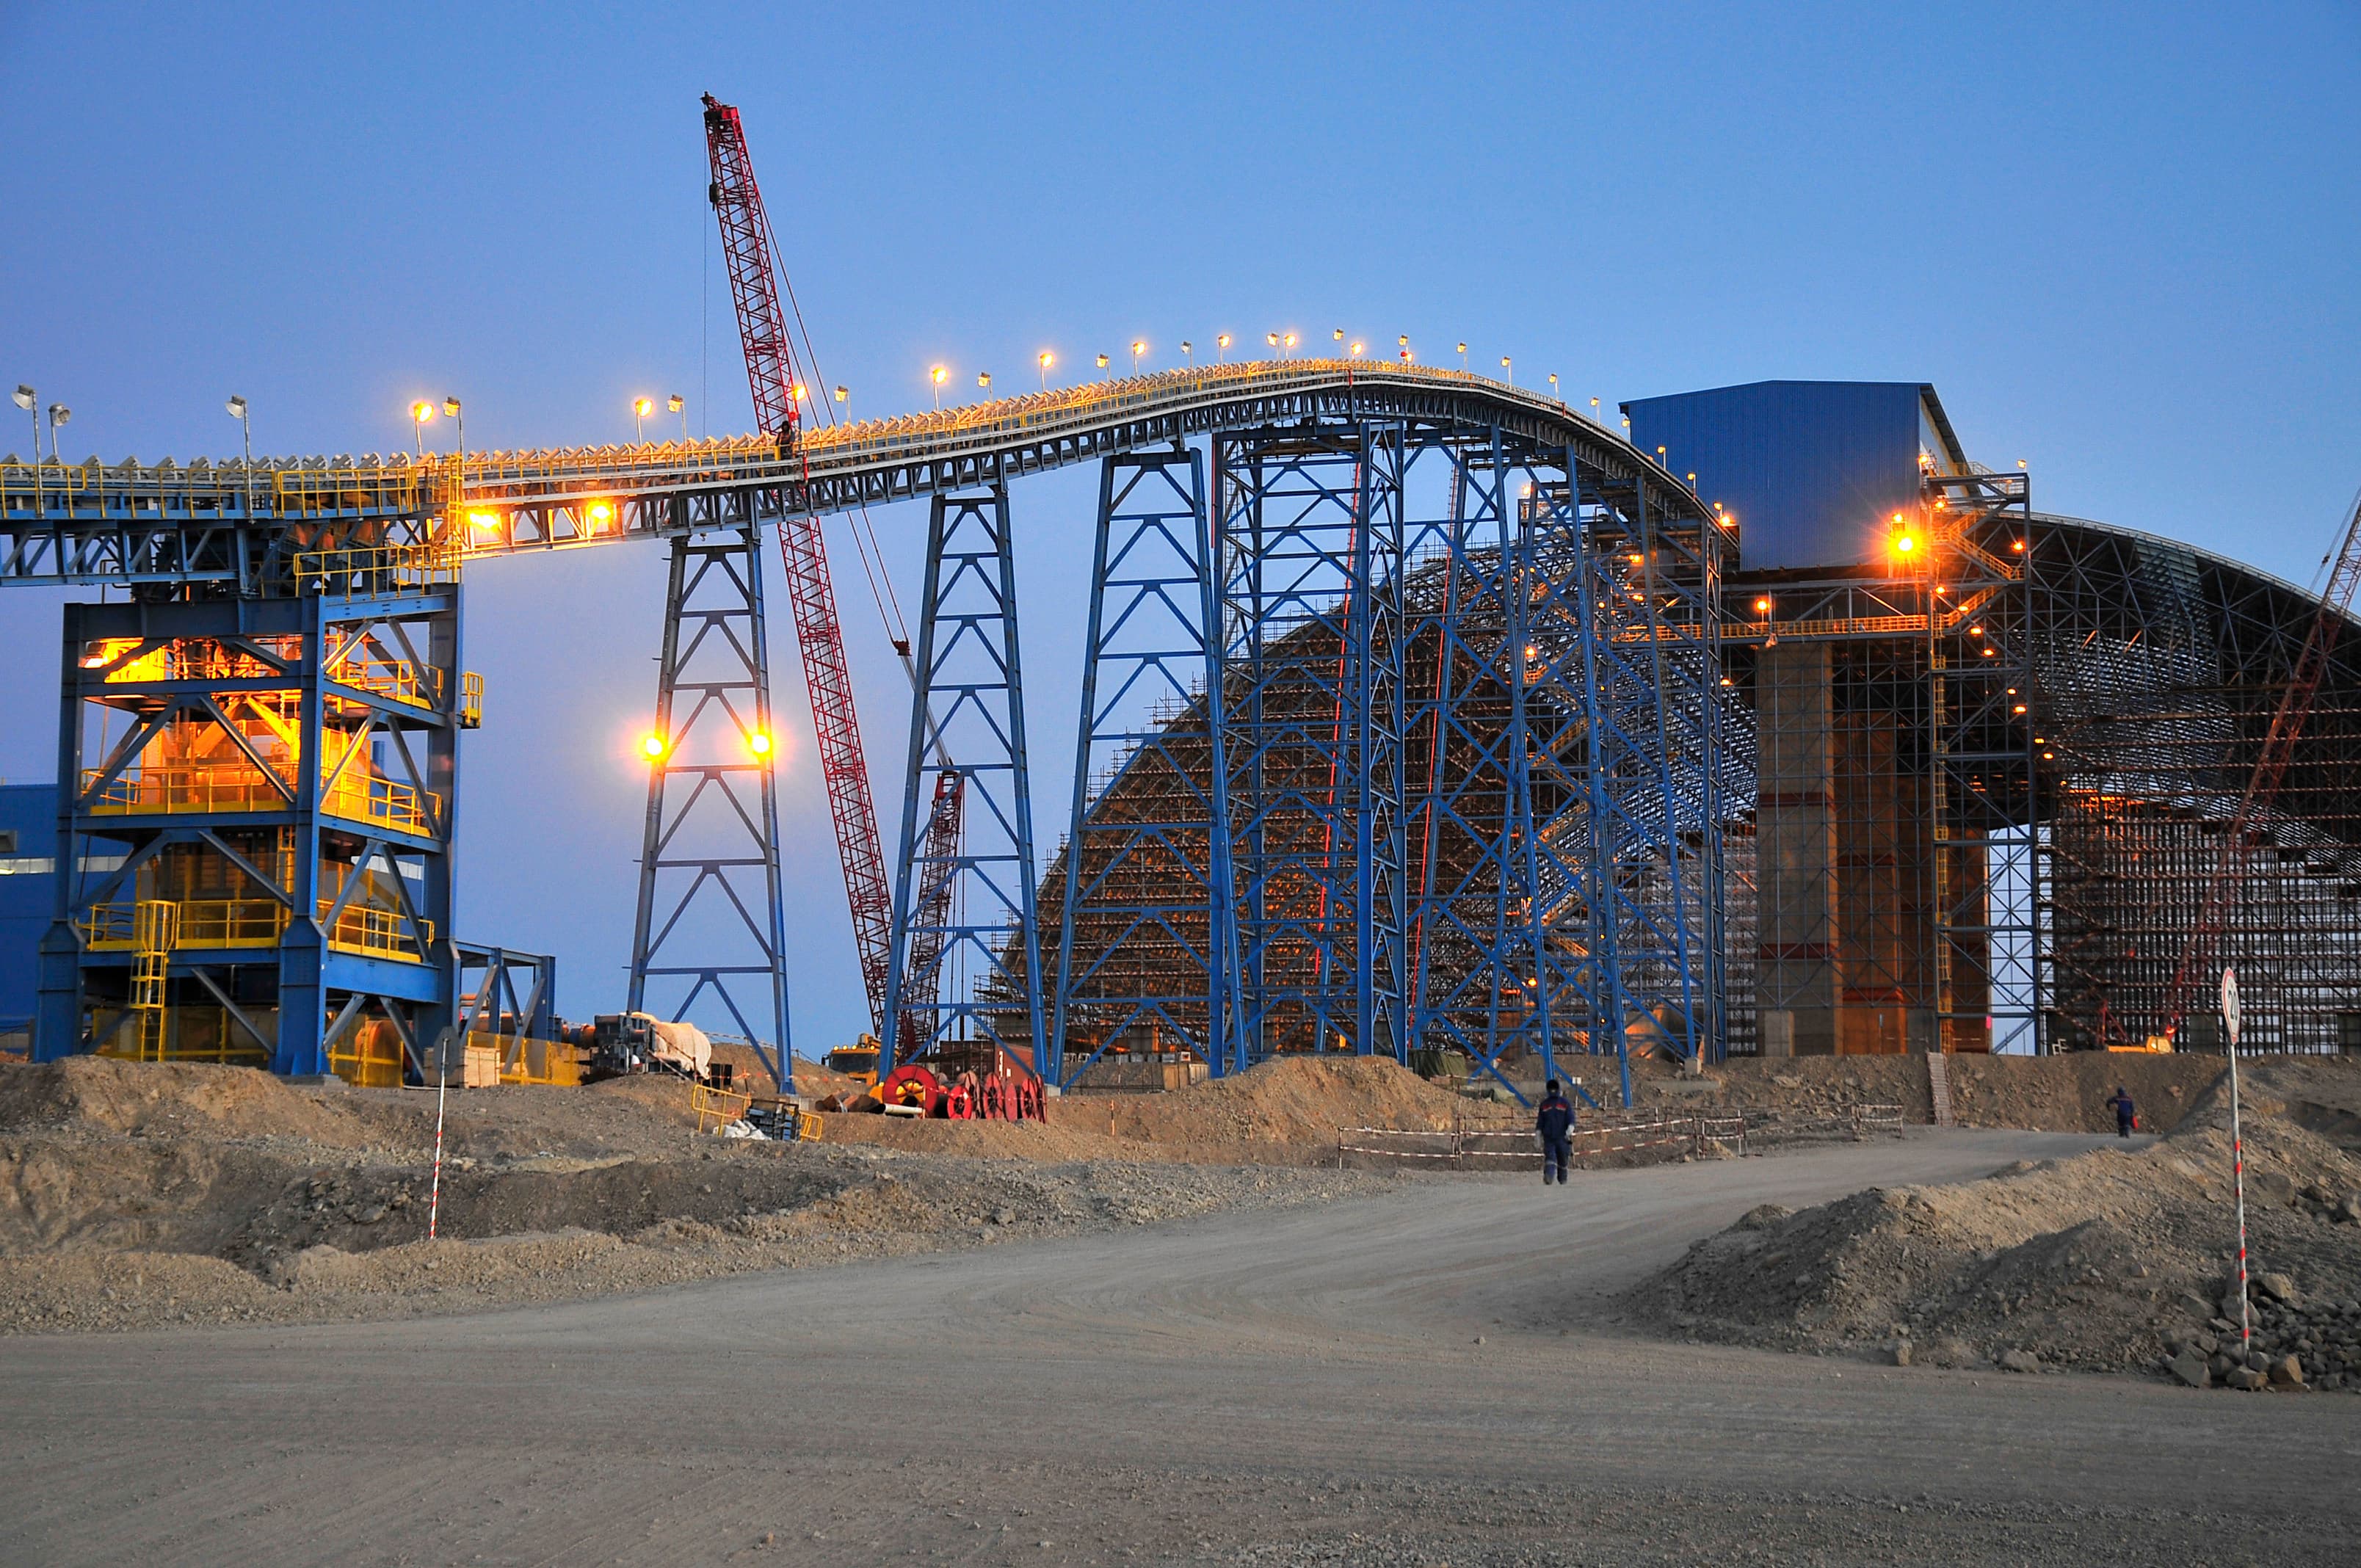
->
left=701, top=93, right=897, bottom=1037
left=2164, top=481, right=2361, bottom=1044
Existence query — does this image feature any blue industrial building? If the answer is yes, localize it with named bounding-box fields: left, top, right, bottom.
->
left=1623, top=380, right=1968, bottom=570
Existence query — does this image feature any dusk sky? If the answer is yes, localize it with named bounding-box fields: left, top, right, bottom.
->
left=4, top=1, right=2357, bottom=1056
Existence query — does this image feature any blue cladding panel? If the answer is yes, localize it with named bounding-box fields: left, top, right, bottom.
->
left=1622, top=381, right=1932, bottom=570
left=0, top=785, right=58, bottom=1029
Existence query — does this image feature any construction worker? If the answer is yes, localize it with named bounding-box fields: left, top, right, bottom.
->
left=1536, top=1079, right=1575, bottom=1186
left=2107, top=1085, right=2136, bottom=1137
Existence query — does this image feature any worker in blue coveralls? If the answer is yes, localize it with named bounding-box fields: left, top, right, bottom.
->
left=2106, top=1085, right=2136, bottom=1138
left=1536, top=1079, right=1575, bottom=1185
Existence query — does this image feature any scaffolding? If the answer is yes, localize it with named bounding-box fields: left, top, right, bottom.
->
left=2035, top=515, right=2361, bottom=1053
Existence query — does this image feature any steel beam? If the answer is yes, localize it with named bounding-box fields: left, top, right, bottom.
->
left=881, top=468, right=1047, bottom=1076
left=627, top=526, right=793, bottom=1092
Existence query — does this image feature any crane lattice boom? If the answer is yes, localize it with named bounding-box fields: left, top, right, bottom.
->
left=702, top=93, right=897, bottom=1037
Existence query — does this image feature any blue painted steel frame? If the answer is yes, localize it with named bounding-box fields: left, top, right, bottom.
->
left=1216, top=425, right=1410, bottom=1064
left=1051, top=446, right=1241, bottom=1084
left=35, top=583, right=462, bottom=1076
left=882, top=468, right=1048, bottom=1075
left=628, top=526, right=793, bottom=1093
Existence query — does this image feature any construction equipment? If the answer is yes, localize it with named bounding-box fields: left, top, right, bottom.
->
left=2164, top=480, right=2361, bottom=1047
left=586, top=1011, right=719, bottom=1083
left=702, top=93, right=898, bottom=1039
left=899, top=769, right=965, bottom=1053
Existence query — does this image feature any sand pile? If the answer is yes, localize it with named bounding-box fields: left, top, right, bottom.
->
left=1629, top=1057, right=2361, bottom=1389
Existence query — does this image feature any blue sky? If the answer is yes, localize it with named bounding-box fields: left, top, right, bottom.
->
left=4, top=1, right=2357, bottom=1053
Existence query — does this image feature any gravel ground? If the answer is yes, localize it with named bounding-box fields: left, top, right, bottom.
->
left=4, top=1128, right=2349, bottom=1567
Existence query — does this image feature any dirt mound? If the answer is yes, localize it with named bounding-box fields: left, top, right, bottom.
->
left=1631, top=1087, right=2361, bottom=1389
left=1107, top=1055, right=1473, bottom=1145
left=0, top=1049, right=1408, bottom=1336
left=0, top=1056, right=377, bottom=1144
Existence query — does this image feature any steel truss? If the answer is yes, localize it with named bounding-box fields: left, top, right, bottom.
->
left=1037, top=422, right=1726, bottom=1103
left=2035, top=515, right=2361, bottom=1053
left=1049, top=446, right=1240, bottom=1082
left=36, top=576, right=463, bottom=1077
left=882, top=469, right=1048, bottom=1075
left=1217, top=424, right=1412, bottom=1065
left=1723, top=472, right=2040, bottom=1057
left=628, top=526, right=792, bottom=1091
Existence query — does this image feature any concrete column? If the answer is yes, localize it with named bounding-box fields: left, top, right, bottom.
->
left=1755, top=642, right=1840, bottom=1055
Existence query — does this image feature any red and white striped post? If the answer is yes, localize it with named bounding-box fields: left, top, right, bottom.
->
left=2221, top=967, right=2249, bottom=1360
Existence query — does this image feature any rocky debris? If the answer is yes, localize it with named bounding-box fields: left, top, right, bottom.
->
left=0, top=1056, right=1414, bottom=1336
left=1625, top=1058, right=2361, bottom=1390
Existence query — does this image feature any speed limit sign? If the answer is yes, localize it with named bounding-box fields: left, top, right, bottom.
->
left=2221, top=966, right=2241, bottom=1048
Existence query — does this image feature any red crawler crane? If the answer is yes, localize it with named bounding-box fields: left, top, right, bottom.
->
left=2162, top=481, right=2361, bottom=1047
left=700, top=95, right=897, bottom=1034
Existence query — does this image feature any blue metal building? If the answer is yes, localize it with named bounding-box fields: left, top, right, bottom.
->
left=1622, top=381, right=1968, bottom=570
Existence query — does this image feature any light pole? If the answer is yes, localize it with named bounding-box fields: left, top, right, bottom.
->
left=225, top=396, right=253, bottom=517
left=1283, top=332, right=1296, bottom=357
left=1216, top=334, right=1230, bottom=363
left=1265, top=332, right=1279, bottom=358
left=47, top=403, right=70, bottom=457
left=632, top=396, right=652, bottom=443
left=1457, top=342, right=1468, bottom=371
left=12, top=385, right=37, bottom=460
left=1095, top=353, right=1109, bottom=380
left=834, top=385, right=849, bottom=406
left=1500, top=355, right=1512, bottom=385
left=930, top=366, right=948, bottom=410
left=1180, top=341, right=1194, bottom=367
left=978, top=371, right=993, bottom=392
left=1038, top=350, right=1053, bottom=389
left=410, top=399, right=435, bottom=461
left=1333, top=327, right=1344, bottom=355
left=1130, top=340, right=1146, bottom=374
left=1548, top=372, right=1559, bottom=400
left=669, top=393, right=686, bottom=442
left=1590, top=396, right=1601, bottom=424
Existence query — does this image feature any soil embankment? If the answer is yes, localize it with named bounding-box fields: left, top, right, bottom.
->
left=0, top=1056, right=1412, bottom=1335
left=1623, top=1050, right=2226, bottom=1134
left=1628, top=1056, right=2361, bottom=1390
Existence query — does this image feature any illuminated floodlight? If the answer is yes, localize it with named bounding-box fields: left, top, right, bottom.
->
left=978, top=371, right=992, bottom=389
left=747, top=731, right=773, bottom=757
left=410, top=400, right=435, bottom=424
left=641, top=733, right=667, bottom=760
left=667, top=394, right=683, bottom=413
left=834, top=385, right=849, bottom=402
left=467, top=509, right=501, bottom=532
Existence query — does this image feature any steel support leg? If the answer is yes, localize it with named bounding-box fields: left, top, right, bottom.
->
left=1051, top=446, right=1239, bottom=1085
left=882, top=471, right=1047, bottom=1077
left=628, top=526, right=794, bottom=1092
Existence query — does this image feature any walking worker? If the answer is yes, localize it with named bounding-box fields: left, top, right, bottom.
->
left=1537, top=1079, right=1575, bottom=1186
left=2106, top=1084, right=2136, bottom=1137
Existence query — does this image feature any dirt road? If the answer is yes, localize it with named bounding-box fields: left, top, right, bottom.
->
left=3, top=1128, right=2351, bottom=1566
